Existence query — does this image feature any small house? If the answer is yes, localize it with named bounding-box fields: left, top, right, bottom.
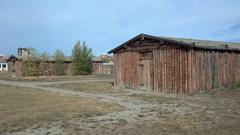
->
left=92, top=55, right=114, bottom=74
left=0, top=55, right=8, bottom=72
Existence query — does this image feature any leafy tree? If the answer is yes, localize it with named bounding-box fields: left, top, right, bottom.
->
left=71, top=41, right=93, bottom=75
left=52, top=49, right=65, bottom=76
left=21, top=48, right=41, bottom=76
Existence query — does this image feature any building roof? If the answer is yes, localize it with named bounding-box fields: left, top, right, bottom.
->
left=0, top=55, right=8, bottom=63
left=108, top=33, right=240, bottom=53
left=92, top=56, right=103, bottom=62
left=47, top=56, right=72, bottom=62
left=92, top=55, right=113, bottom=62
left=8, top=55, right=72, bottom=62
left=7, top=55, right=19, bottom=62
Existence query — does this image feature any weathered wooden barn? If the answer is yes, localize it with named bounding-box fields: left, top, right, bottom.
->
left=108, top=34, right=240, bottom=94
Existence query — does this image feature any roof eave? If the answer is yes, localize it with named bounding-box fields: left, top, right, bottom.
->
left=108, top=33, right=194, bottom=54
left=108, top=33, right=145, bottom=54
left=108, top=33, right=240, bottom=54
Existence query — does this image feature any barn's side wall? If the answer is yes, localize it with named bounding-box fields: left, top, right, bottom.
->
left=113, top=46, right=240, bottom=93
left=153, top=48, right=240, bottom=93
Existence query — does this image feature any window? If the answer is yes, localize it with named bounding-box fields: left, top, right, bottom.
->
left=1, top=64, right=7, bottom=71
left=139, top=51, right=153, bottom=60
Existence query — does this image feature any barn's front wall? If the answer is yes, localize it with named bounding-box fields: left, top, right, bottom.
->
left=113, top=40, right=240, bottom=94
left=8, top=61, right=22, bottom=77
left=114, top=51, right=139, bottom=88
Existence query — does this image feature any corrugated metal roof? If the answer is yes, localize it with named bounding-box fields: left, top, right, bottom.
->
left=92, top=56, right=103, bottom=62
left=108, top=33, right=240, bottom=53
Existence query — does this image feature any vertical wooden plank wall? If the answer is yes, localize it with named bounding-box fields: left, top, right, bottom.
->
left=92, top=63, right=103, bottom=74
left=153, top=48, right=240, bottom=93
left=114, top=47, right=240, bottom=93
left=15, top=61, right=22, bottom=77
left=114, top=51, right=139, bottom=89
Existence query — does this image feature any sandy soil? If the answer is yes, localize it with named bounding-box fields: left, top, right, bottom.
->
left=0, top=79, right=240, bottom=135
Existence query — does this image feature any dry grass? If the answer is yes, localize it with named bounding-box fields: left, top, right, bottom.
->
left=1, top=75, right=240, bottom=134
left=0, top=72, right=12, bottom=80
left=0, top=74, right=113, bottom=82
left=0, top=85, right=124, bottom=133
left=129, top=92, right=176, bottom=102
left=43, top=81, right=127, bottom=94
left=78, top=89, right=240, bottom=135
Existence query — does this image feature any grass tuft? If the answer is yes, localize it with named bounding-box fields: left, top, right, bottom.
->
left=117, top=119, right=128, bottom=126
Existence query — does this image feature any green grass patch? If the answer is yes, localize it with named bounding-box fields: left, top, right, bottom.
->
left=117, top=119, right=128, bottom=126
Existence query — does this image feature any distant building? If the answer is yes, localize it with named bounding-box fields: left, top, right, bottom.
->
left=6, top=48, right=72, bottom=76
left=17, top=48, right=30, bottom=57
left=92, top=55, right=114, bottom=74
left=5, top=48, right=114, bottom=76
left=7, top=55, right=72, bottom=77
left=0, top=55, right=8, bottom=72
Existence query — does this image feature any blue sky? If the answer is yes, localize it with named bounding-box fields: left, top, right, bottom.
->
left=0, top=0, right=240, bottom=56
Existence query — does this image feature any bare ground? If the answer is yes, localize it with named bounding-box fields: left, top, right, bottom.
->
left=0, top=74, right=113, bottom=82
left=0, top=78, right=240, bottom=135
